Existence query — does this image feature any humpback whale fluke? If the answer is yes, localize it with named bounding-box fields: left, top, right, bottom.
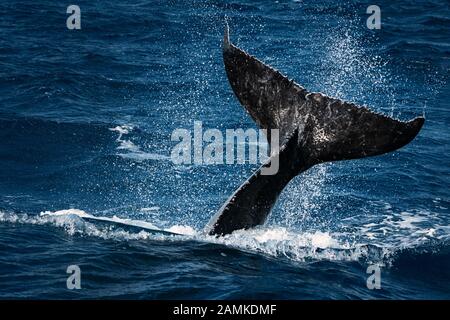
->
left=205, top=25, right=424, bottom=236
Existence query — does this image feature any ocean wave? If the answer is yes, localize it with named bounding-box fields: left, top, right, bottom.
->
left=1, top=209, right=447, bottom=267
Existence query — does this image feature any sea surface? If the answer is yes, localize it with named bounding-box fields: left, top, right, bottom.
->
left=0, top=0, right=449, bottom=299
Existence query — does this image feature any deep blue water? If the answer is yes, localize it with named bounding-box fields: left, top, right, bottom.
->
left=0, top=0, right=449, bottom=299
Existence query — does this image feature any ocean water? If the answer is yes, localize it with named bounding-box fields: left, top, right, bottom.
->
left=0, top=0, right=449, bottom=299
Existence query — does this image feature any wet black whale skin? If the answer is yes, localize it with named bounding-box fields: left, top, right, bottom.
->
left=205, top=27, right=424, bottom=237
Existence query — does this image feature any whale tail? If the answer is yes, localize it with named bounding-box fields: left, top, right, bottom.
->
left=222, top=23, right=424, bottom=167
left=206, top=24, right=424, bottom=236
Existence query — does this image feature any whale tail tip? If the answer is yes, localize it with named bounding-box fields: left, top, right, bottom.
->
left=223, top=20, right=230, bottom=49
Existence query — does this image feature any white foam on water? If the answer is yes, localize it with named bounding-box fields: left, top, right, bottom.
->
left=140, top=207, right=160, bottom=212
left=110, top=125, right=133, bottom=136
left=109, top=125, right=170, bottom=162
left=41, top=208, right=90, bottom=218
left=199, top=226, right=393, bottom=264
left=41, top=209, right=162, bottom=233
left=1, top=207, right=448, bottom=265
left=119, top=152, right=170, bottom=161
left=167, top=225, right=196, bottom=236
left=0, top=210, right=151, bottom=241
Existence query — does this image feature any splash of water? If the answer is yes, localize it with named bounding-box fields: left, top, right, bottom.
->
left=1, top=208, right=446, bottom=266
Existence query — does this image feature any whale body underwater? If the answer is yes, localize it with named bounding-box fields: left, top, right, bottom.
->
left=204, top=25, right=425, bottom=237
